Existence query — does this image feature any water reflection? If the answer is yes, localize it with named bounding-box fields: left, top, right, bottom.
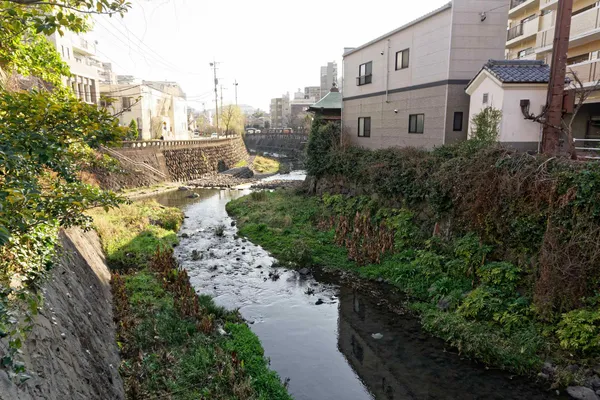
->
left=148, top=188, right=564, bottom=400
left=337, top=286, right=564, bottom=400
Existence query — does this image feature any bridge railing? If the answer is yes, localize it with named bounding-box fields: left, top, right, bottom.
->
left=120, top=137, right=237, bottom=150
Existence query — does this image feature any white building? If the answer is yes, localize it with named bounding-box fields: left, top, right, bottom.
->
left=466, top=60, right=549, bottom=152
left=100, top=81, right=190, bottom=140
left=98, top=62, right=117, bottom=85
left=48, top=31, right=101, bottom=104
left=342, top=0, right=508, bottom=150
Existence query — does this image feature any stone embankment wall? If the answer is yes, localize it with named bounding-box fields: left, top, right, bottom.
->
left=104, top=137, right=248, bottom=185
left=0, top=228, right=123, bottom=400
left=244, top=134, right=307, bottom=158
left=163, top=138, right=248, bottom=181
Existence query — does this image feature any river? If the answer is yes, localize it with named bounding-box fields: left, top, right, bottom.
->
left=150, top=178, right=564, bottom=400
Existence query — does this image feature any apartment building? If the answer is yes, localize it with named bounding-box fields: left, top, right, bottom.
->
left=48, top=31, right=101, bottom=104
left=321, top=62, right=338, bottom=98
left=270, top=94, right=290, bottom=128
left=100, top=81, right=189, bottom=140
left=98, top=62, right=117, bottom=85
left=342, top=0, right=508, bottom=150
left=305, top=86, right=322, bottom=102
left=506, top=0, right=600, bottom=141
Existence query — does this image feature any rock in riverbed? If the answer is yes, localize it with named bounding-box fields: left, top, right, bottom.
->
left=566, top=386, right=599, bottom=400
left=191, top=250, right=202, bottom=261
left=298, top=268, right=310, bottom=275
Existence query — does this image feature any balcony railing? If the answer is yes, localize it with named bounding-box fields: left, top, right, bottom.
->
left=507, top=24, right=524, bottom=40
left=356, top=74, right=372, bottom=86
left=567, top=59, right=600, bottom=84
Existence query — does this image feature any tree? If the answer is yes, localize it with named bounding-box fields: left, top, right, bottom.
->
left=0, top=0, right=130, bottom=373
left=470, top=106, right=502, bottom=143
left=220, top=105, right=244, bottom=137
left=127, top=118, right=138, bottom=140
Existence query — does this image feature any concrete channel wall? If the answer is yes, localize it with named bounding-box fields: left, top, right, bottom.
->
left=0, top=228, right=124, bottom=400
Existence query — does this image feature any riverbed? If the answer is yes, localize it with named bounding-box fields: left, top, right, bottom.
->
left=150, top=183, right=565, bottom=400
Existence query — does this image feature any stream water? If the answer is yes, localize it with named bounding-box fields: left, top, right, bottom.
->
left=150, top=179, right=565, bottom=400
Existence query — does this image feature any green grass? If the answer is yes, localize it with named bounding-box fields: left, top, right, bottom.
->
left=88, top=200, right=183, bottom=271
left=226, top=190, right=564, bottom=377
left=234, top=159, right=248, bottom=168
left=252, top=156, right=280, bottom=174
left=91, top=199, right=292, bottom=399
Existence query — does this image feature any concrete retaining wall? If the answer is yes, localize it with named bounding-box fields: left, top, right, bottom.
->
left=0, top=228, right=124, bottom=400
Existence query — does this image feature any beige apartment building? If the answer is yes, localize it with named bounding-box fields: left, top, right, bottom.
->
left=342, top=0, right=509, bottom=150
left=48, top=31, right=101, bottom=104
left=506, top=0, right=600, bottom=141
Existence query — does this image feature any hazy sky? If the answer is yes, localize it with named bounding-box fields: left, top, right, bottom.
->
left=90, top=0, right=449, bottom=111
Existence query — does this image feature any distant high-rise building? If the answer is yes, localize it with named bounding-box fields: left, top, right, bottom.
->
left=270, top=93, right=290, bottom=128
left=320, top=62, right=338, bottom=98
left=305, top=86, right=321, bottom=102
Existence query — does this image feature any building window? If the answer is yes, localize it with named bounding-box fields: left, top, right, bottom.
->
left=358, top=117, right=371, bottom=137
left=517, top=47, right=534, bottom=58
left=122, top=97, right=132, bottom=109
left=395, top=49, right=409, bottom=70
left=408, top=114, right=424, bottom=134
left=453, top=112, right=463, bottom=131
left=66, top=48, right=70, bottom=59
left=61, top=45, right=65, bottom=57
left=567, top=53, right=590, bottom=65
left=357, top=62, right=372, bottom=86
left=483, top=93, right=489, bottom=104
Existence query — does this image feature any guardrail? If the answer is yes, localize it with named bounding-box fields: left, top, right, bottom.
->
left=120, top=137, right=237, bottom=149
left=574, top=138, right=600, bottom=160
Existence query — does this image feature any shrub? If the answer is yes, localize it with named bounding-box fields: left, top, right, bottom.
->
left=250, top=191, right=267, bottom=202
left=556, top=309, right=600, bottom=354
left=306, top=118, right=340, bottom=179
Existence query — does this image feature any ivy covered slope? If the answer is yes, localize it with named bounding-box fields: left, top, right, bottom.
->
left=227, top=119, right=600, bottom=385
left=89, top=201, right=292, bottom=400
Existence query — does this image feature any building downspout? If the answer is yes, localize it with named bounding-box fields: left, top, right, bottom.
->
left=385, top=39, right=391, bottom=103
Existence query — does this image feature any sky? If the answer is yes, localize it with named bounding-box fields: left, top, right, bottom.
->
left=90, top=0, right=449, bottom=111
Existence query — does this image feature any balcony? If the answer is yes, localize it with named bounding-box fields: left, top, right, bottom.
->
left=540, top=0, right=558, bottom=11
left=509, top=0, right=539, bottom=18
left=567, top=59, right=600, bottom=86
left=536, top=5, right=600, bottom=54
left=506, top=18, right=539, bottom=47
left=72, top=37, right=96, bottom=56
left=356, top=74, right=372, bottom=86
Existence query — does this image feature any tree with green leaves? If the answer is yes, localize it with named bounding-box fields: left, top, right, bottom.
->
left=0, top=0, right=129, bottom=374
left=128, top=118, right=139, bottom=140
left=221, top=105, right=244, bottom=137
left=470, top=106, right=502, bottom=143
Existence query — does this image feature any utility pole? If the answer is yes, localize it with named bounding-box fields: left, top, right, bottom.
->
left=220, top=85, right=224, bottom=113
left=210, top=60, right=220, bottom=132
left=542, top=0, right=573, bottom=154
left=234, top=80, right=238, bottom=106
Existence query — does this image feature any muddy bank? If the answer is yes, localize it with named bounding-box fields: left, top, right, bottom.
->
left=0, top=228, right=123, bottom=400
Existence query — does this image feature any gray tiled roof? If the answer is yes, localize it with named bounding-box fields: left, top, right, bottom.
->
left=483, top=60, right=550, bottom=83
